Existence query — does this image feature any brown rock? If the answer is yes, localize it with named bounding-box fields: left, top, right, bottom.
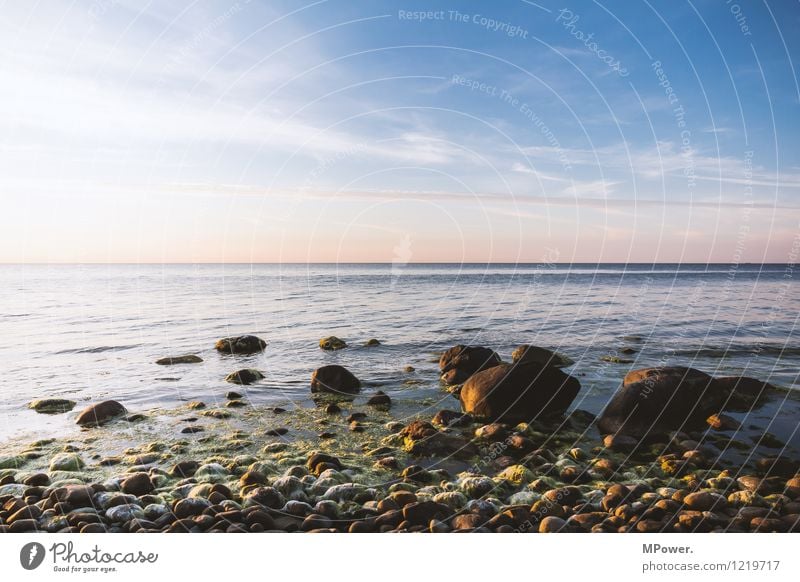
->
left=75, top=400, right=127, bottom=427
left=597, top=367, right=721, bottom=438
left=439, top=345, right=501, bottom=385
left=215, top=335, right=267, bottom=355
left=459, top=361, right=580, bottom=422
left=310, top=365, right=361, bottom=395
left=538, top=516, right=567, bottom=532
left=683, top=491, right=727, bottom=511
left=706, top=413, right=740, bottom=431
left=511, top=345, right=574, bottom=368
left=121, top=472, right=153, bottom=496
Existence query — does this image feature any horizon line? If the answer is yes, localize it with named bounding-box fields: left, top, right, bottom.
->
left=0, top=261, right=791, bottom=266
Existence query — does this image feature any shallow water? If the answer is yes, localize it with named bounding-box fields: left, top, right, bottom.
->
left=1, top=263, right=798, bottom=449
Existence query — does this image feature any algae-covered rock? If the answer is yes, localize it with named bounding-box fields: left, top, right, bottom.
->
left=49, top=453, right=85, bottom=472
left=225, top=368, right=264, bottom=385
left=512, top=345, right=574, bottom=368
left=156, top=355, right=203, bottom=365
left=319, top=336, right=347, bottom=351
left=215, top=335, right=267, bottom=355
left=28, top=398, right=76, bottom=414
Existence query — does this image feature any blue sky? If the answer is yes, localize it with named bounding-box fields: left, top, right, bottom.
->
left=1, top=0, right=798, bottom=262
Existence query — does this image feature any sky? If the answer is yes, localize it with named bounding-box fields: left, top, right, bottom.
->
left=0, top=0, right=798, bottom=263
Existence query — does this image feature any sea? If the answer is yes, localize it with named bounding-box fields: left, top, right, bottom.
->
left=1, top=263, right=798, bottom=452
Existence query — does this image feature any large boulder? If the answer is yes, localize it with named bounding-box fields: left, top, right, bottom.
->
left=75, top=400, right=127, bottom=427
left=311, top=365, right=361, bottom=395
left=439, top=345, right=501, bottom=385
left=215, top=335, right=267, bottom=355
left=459, top=361, right=580, bottom=422
left=597, top=366, right=723, bottom=438
left=511, top=345, right=574, bottom=368
left=713, top=376, right=776, bottom=412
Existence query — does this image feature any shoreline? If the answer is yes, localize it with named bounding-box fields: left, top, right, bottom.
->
left=1, top=337, right=799, bottom=534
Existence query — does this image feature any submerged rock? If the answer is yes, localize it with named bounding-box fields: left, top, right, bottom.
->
left=155, top=355, right=203, bottom=365
left=366, top=391, right=391, bottom=407
left=319, top=336, right=347, bottom=351
left=439, top=345, right=501, bottom=385
left=28, top=398, right=76, bottom=414
left=459, top=361, right=580, bottom=422
left=597, top=367, right=722, bottom=438
left=225, top=368, right=264, bottom=385
left=215, top=335, right=267, bottom=355
left=364, top=338, right=381, bottom=347
left=310, top=365, right=361, bottom=395
left=511, top=345, right=574, bottom=368
left=76, top=400, right=127, bottom=427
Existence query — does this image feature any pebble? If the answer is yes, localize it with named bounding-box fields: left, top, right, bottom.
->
left=539, top=516, right=567, bottom=533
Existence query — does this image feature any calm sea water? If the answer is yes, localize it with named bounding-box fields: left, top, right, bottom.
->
left=1, top=263, right=798, bottom=445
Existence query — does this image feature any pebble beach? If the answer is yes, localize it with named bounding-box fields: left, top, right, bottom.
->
left=2, top=329, right=799, bottom=534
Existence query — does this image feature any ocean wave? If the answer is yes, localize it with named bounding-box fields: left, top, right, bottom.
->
left=55, top=344, right=145, bottom=355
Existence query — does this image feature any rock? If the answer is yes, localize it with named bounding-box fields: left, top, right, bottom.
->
left=187, top=401, right=206, bottom=410
left=459, top=361, right=580, bottom=422
left=49, top=484, right=94, bottom=506
left=173, top=498, right=210, bottom=518
left=201, top=409, right=231, bottom=419
left=713, top=376, right=775, bottom=412
left=706, top=413, right=740, bottom=431
left=121, top=472, right=153, bottom=496
left=106, top=503, right=144, bottom=523
left=324, top=403, right=341, bottom=414
left=310, top=365, right=361, bottom=395
left=451, top=513, right=484, bottom=530
left=319, top=336, right=347, bottom=351
left=603, top=434, right=639, bottom=452
left=399, top=420, right=476, bottom=458
left=307, top=452, right=343, bottom=473
left=366, top=391, right=391, bottom=407
left=265, top=428, right=288, bottom=436
left=402, top=501, right=449, bottom=525
left=169, top=461, right=199, bottom=478
left=439, top=345, right=501, bottom=385
left=511, top=345, right=574, bottom=368
left=683, top=491, right=727, bottom=511
left=431, top=409, right=471, bottom=428
left=0, top=455, right=25, bottom=469
left=226, top=391, right=243, bottom=400
left=75, top=400, right=127, bottom=427
left=364, top=338, right=381, bottom=347
left=215, top=335, right=267, bottom=355
left=155, top=355, right=203, bottom=365
left=474, top=423, right=510, bottom=441
left=181, top=426, right=204, bottom=434
left=597, top=367, right=722, bottom=438
left=302, top=514, right=333, bottom=531
left=28, top=398, right=76, bottom=414
left=225, top=369, right=264, bottom=385
left=539, top=516, right=567, bottom=532
left=600, top=355, right=633, bottom=364
left=243, top=487, right=285, bottom=509
left=49, top=453, right=85, bottom=472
